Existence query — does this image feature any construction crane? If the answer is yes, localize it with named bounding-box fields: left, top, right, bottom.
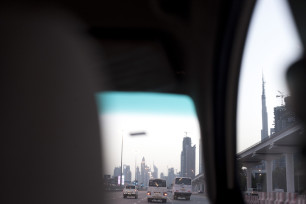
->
left=276, top=91, right=285, bottom=106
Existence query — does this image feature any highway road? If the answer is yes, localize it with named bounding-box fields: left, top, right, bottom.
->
left=104, top=191, right=210, bottom=204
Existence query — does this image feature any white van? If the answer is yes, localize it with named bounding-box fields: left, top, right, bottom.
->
left=172, top=177, right=192, bottom=200
left=147, top=179, right=168, bottom=203
left=123, top=184, right=138, bottom=199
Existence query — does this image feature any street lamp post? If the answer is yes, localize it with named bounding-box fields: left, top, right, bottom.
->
left=134, top=150, right=138, bottom=186
left=120, top=133, right=123, bottom=187
left=120, top=131, right=146, bottom=187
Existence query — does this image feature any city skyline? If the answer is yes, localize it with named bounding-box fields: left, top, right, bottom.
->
left=107, top=136, right=198, bottom=187
left=108, top=136, right=198, bottom=185
left=110, top=157, right=178, bottom=184
left=98, top=92, right=201, bottom=182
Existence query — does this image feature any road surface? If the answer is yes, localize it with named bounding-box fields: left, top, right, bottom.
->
left=104, top=191, right=210, bottom=204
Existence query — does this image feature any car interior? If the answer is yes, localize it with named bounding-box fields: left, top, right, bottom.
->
left=2, top=0, right=306, bottom=204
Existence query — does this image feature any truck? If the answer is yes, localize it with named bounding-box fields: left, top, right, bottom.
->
left=172, top=177, right=192, bottom=200
left=147, top=179, right=168, bottom=203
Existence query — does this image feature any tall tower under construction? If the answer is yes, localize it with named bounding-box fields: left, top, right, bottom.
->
left=180, top=136, right=196, bottom=178
left=261, top=76, right=269, bottom=140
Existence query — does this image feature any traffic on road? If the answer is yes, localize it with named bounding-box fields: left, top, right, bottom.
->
left=104, top=190, right=209, bottom=204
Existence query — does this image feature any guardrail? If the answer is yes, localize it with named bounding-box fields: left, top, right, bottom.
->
left=244, top=192, right=306, bottom=204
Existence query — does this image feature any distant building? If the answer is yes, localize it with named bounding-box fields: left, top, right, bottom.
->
left=160, top=172, right=165, bottom=179
left=141, top=157, right=145, bottom=186
left=152, top=164, right=158, bottom=179
left=180, top=137, right=196, bottom=178
left=136, top=166, right=140, bottom=183
left=273, top=97, right=296, bottom=134
left=113, top=166, right=121, bottom=178
left=167, top=168, right=175, bottom=187
left=140, top=157, right=152, bottom=187
left=261, top=76, right=269, bottom=141
left=144, top=165, right=151, bottom=187
left=123, top=165, right=132, bottom=184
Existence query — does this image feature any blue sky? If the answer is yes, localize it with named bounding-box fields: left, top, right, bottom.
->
left=96, top=92, right=197, bottom=116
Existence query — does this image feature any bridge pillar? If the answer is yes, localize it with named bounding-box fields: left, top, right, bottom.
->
left=265, top=159, right=273, bottom=192
left=200, top=183, right=204, bottom=192
left=285, top=153, right=295, bottom=193
left=247, top=167, right=252, bottom=189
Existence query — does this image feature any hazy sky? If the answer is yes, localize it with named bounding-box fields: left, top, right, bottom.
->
left=237, top=0, right=303, bottom=152
left=96, top=0, right=304, bottom=180
left=97, top=92, right=200, bottom=180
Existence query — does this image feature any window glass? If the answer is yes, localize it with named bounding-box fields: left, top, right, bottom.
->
left=175, top=178, right=192, bottom=185
left=149, top=179, right=167, bottom=187
left=237, top=0, right=304, bottom=199
left=97, top=92, right=207, bottom=201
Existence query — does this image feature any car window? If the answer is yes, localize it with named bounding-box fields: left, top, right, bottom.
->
left=175, top=178, right=191, bottom=185
left=97, top=92, right=207, bottom=200
left=237, top=0, right=304, bottom=201
left=149, top=179, right=166, bottom=187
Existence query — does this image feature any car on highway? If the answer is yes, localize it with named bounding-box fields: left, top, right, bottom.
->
left=172, top=177, right=192, bottom=200
left=123, top=184, right=138, bottom=199
left=147, top=179, right=168, bottom=203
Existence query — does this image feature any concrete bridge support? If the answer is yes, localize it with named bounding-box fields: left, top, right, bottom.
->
left=285, top=153, right=295, bottom=193
left=246, top=167, right=252, bottom=190
left=265, top=159, right=273, bottom=192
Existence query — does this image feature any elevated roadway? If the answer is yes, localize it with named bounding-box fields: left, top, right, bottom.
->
left=237, top=124, right=302, bottom=193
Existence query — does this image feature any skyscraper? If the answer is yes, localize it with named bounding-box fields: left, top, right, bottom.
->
left=273, top=97, right=296, bottom=133
left=152, top=164, right=158, bottom=179
left=167, top=168, right=175, bottom=187
left=261, top=76, right=269, bottom=141
left=113, top=166, right=121, bottom=178
left=136, top=166, right=140, bottom=183
left=123, top=165, right=132, bottom=183
left=180, top=136, right=196, bottom=178
left=141, top=157, right=145, bottom=186
left=144, top=165, right=150, bottom=187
